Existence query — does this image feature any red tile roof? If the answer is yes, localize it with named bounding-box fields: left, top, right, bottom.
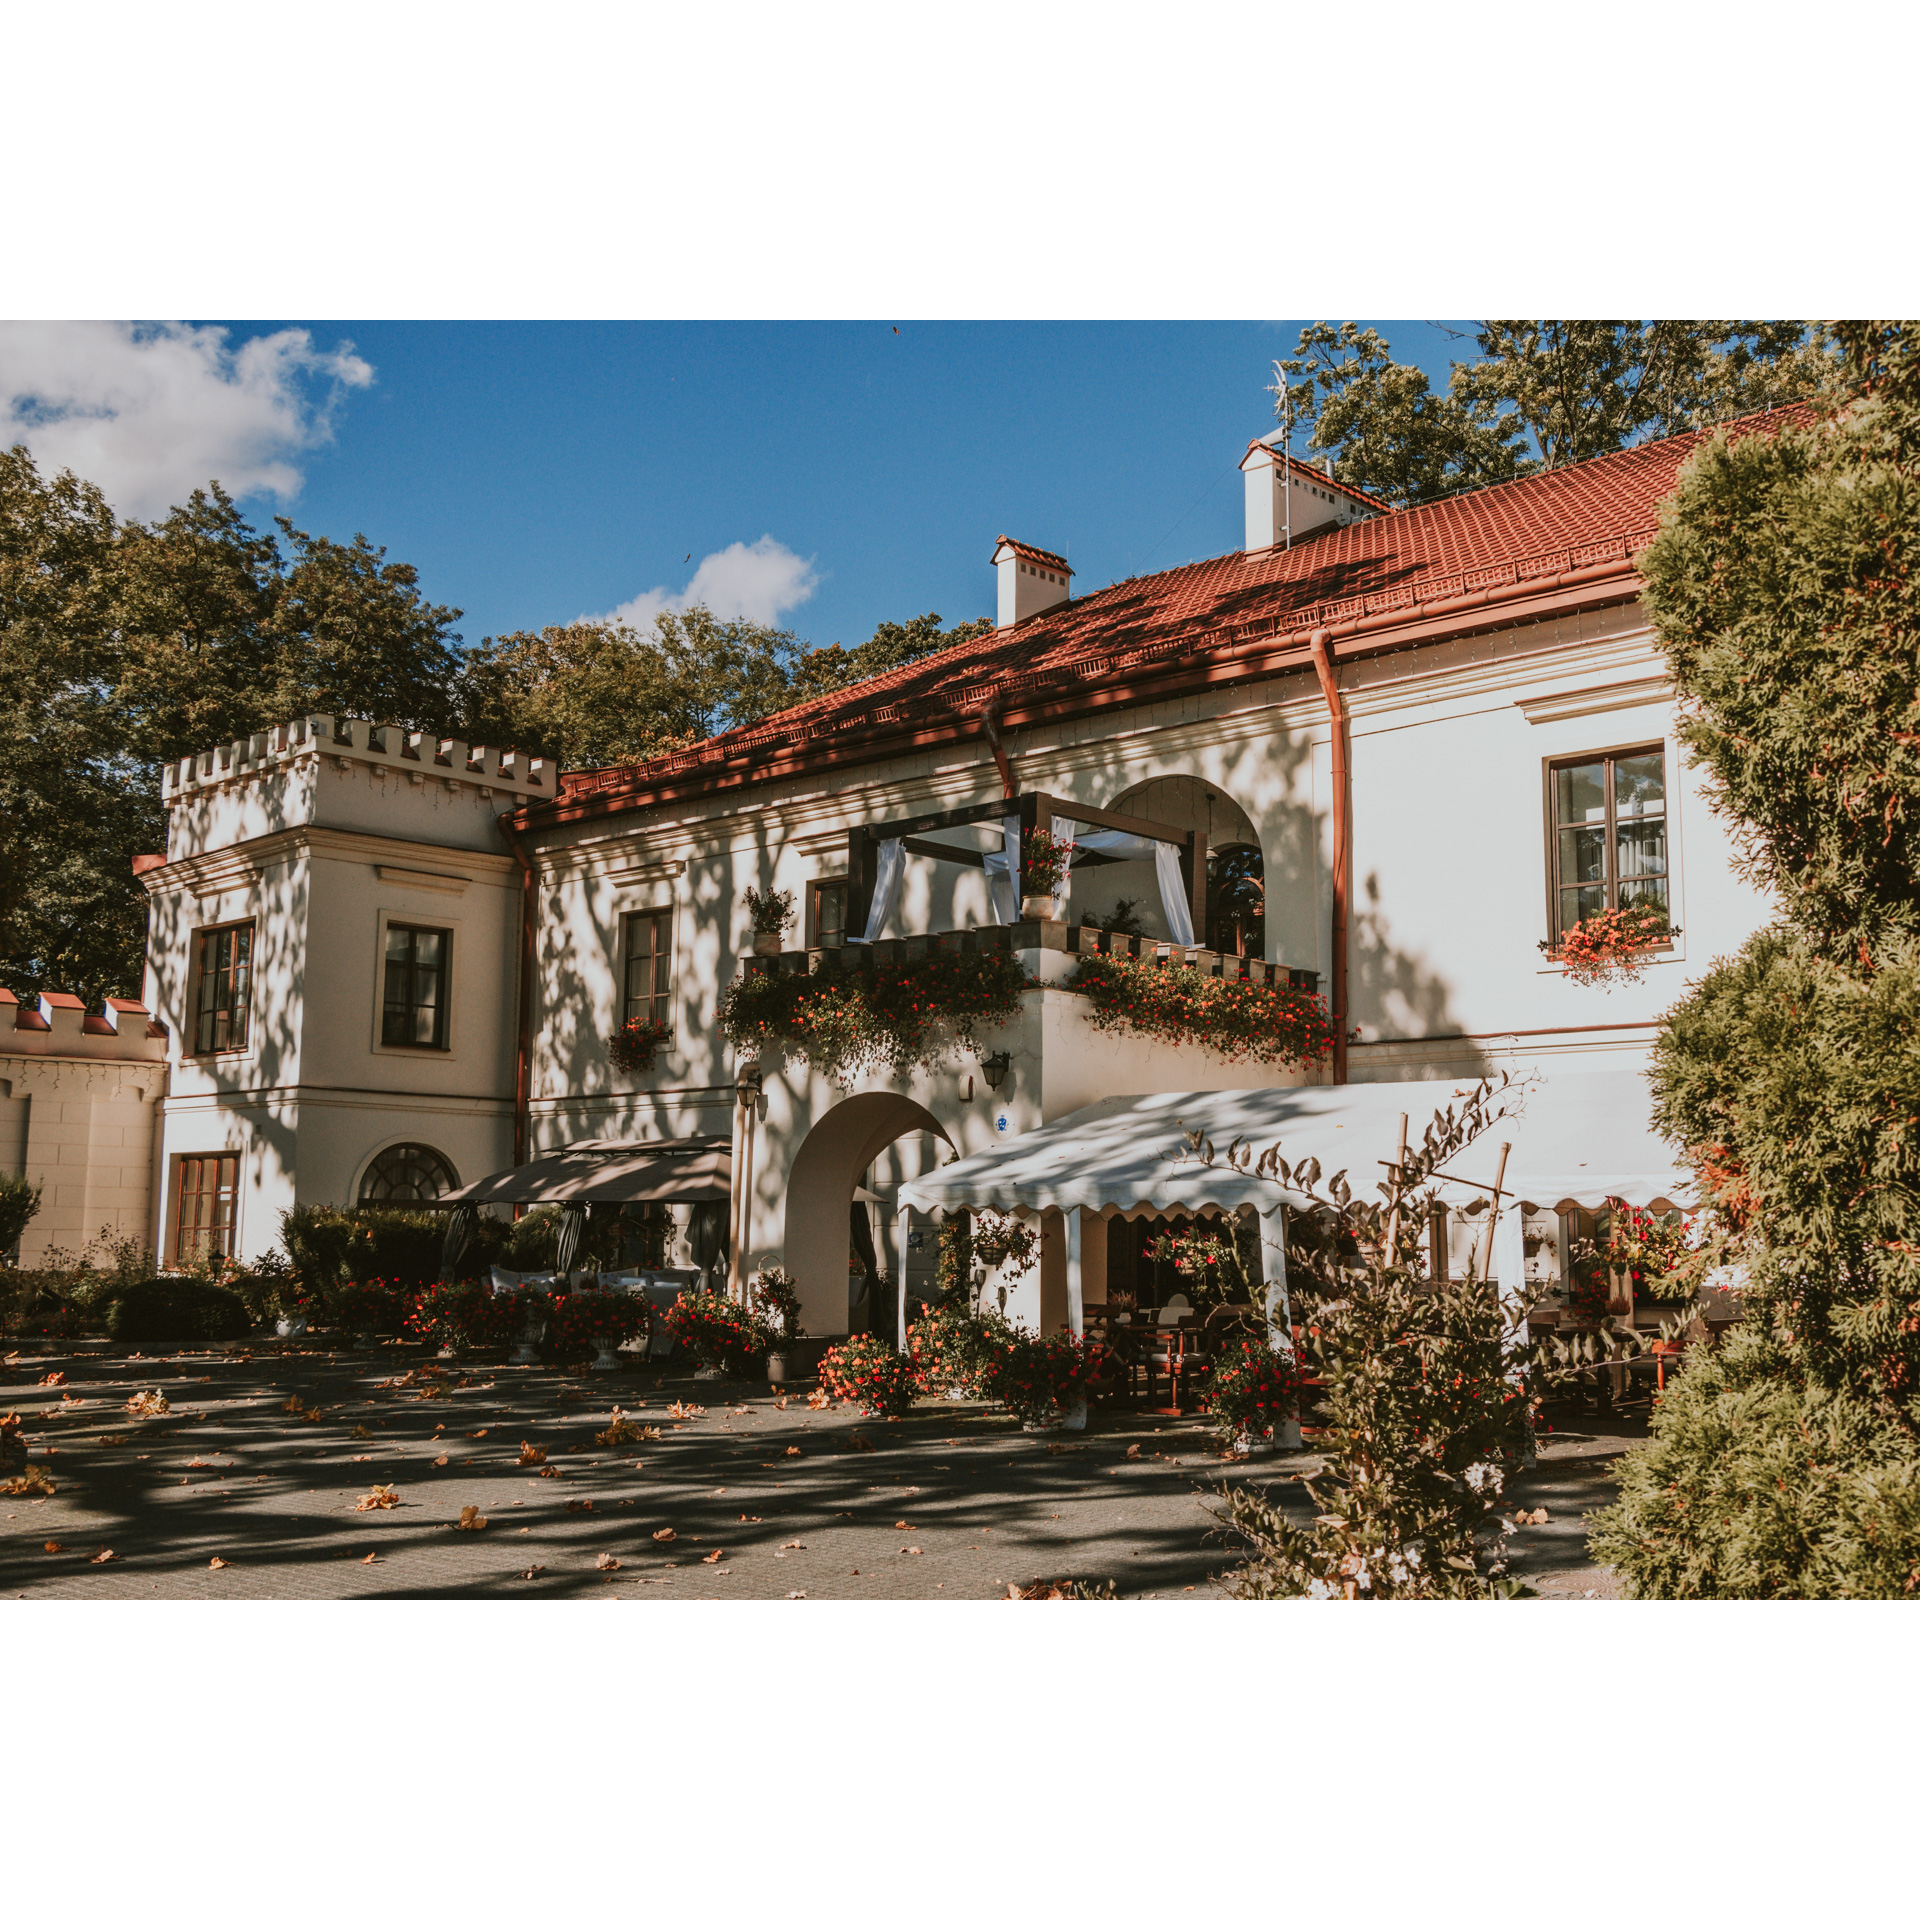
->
left=538, top=407, right=1809, bottom=825
left=1241, top=439, right=1390, bottom=516
left=993, top=536, right=1073, bottom=575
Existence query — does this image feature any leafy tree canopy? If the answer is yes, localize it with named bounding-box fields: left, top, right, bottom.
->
left=1274, top=320, right=1848, bottom=510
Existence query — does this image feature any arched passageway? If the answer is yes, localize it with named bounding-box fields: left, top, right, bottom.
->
left=783, top=1092, right=952, bottom=1338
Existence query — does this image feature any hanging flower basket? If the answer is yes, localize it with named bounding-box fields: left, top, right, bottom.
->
left=609, top=1016, right=672, bottom=1073
left=1541, top=901, right=1678, bottom=988
left=1069, top=954, right=1336, bottom=1067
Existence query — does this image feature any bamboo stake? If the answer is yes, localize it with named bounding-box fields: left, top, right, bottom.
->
left=1382, top=1113, right=1409, bottom=1257
left=1476, top=1141, right=1512, bottom=1286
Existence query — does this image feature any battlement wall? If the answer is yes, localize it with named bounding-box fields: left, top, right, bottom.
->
left=0, top=990, right=168, bottom=1062
left=161, top=715, right=551, bottom=861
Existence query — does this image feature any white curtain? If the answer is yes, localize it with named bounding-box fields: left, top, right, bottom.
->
left=1051, top=816, right=1078, bottom=918
left=1154, top=841, right=1196, bottom=946
left=851, top=837, right=905, bottom=943
left=982, top=815, right=1021, bottom=925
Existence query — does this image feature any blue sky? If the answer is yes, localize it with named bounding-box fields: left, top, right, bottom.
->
left=6, top=320, right=1466, bottom=654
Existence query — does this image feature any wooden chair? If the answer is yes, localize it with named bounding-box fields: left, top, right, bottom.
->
left=1139, top=1316, right=1210, bottom=1415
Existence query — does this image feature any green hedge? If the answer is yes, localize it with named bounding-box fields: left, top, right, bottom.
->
left=107, top=1278, right=251, bottom=1342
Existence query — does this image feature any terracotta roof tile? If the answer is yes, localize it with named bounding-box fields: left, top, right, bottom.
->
left=543, top=407, right=1811, bottom=818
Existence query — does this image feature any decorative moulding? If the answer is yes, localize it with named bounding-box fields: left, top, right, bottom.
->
left=1515, top=676, right=1671, bottom=726
left=374, top=863, right=470, bottom=894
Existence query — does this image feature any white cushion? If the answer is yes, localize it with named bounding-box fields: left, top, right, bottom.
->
left=492, top=1268, right=557, bottom=1296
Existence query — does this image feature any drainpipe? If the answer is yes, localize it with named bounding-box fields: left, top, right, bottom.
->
left=980, top=704, right=1018, bottom=801
left=498, top=813, right=536, bottom=1165
left=1308, top=628, right=1349, bottom=1086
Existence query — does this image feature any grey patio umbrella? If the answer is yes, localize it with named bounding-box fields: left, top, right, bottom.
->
left=685, top=1200, right=728, bottom=1294
left=554, top=1201, right=590, bottom=1282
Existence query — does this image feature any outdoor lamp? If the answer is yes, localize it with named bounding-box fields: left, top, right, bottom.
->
left=980, top=1051, right=1011, bottom=1092
left=735, top=1063, right=764, bottom=1108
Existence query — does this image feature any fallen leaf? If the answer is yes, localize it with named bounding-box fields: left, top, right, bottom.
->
left=208, top=1556, right=229, bottom=1570
left=90, top=1548, right=115, bottom=1564
left=302, top=1408, right=322, bottom=1423
left=784, top=1445, right=803, bottom=1457
left=431, top=1453, right=449, bottom=1468
left=518, top=1441, right=547, bottom=1466
left=536, top=1465, right=563, bottom=1479
left=653, top=1527, right=676, bottom=1543
left=415, top=1383, right=449, bottom=1400
left=2, top=1467, right=56, bottom=1497
left=43, top=1539, right=63, bottom=1553
left=595, top=1552, right=620, bottom=1571
left=521, top=1565, right=545, bottom=1580
left=806, top=1388, right=829, bottom=1410
left=780, top=1540, right=806, bottom=1550
left=895, top=1520, right=917, bottom=1531
left=667, top=1401, right=704, bottom=1420
left=42, top=1371, right=67, bottom=1387
left=355, top=1485, right=399, bottom=1511
left=351, top=1453, right=373, bottom=1462
left=96, top=1434, right=129, bottom=1447
left=125, top=1390, right=170, bottom=1419
left=468, top=1429, right=489, bottom=1438
left=901, top=1546, right=923, bottom=1555
left=186, top=1457, right=211, bottom=1469
left=1126, top=1444, right=1142, bottom=1459
left=850, top=1432, right=875, bottom=1452
left=787, top=1590, right=807, bottom=1599
left=351, top=1425, right=372, bottom=1440
left=702, top=1549, right=722, bottom=1563
left=361, top=1552, right=378, bottom=1564
left=282, top=1394, right=304, bottom=1414
left=456, top=1506, right=487, bottom=1530
left=565, top=1497, right=595, bottom=1512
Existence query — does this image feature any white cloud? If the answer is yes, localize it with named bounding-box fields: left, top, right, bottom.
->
left=601, top=535, right=819, bottom=631
left=0, top=320, right=373, bottom=521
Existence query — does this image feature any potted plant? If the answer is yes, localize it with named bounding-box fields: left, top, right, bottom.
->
left=907, top=1304, right=991, bottom=1400
left=977, top=1322, right=1104, bottom=1431
left=969, top=1212, right=1036, bottom=1274
left=406, top=1280, right=520, bottom=1353
left=1019, top=828, right=1069, bottom=920
left=750, top=1264, right=809, bottom=1383
left=819, top=1333, right=918, bottom=1417
left=743, top=886, right=795, bottom=956
left=660, top=1288, right=765, bottom=1376
left=1203, top=1337, right=1305, bottom=1453
left=548, top=1289, right=649, bottom=1368
left=507, top=1286, right=551, bottom=1363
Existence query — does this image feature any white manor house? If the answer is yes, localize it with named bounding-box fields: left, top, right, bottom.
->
left=5, top=414, right=1785, bottom=1334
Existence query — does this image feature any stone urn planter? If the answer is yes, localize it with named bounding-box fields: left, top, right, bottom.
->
left=511, top=1305, right=546, bottom=1364
left=274, top=1315, right=308, bottom=1339
left=590, top=1335, right=622, bottom=1371
left=1232, top=1431, right=1275, bottom=1457
left=1063, top=1397, right=1088, bottom=1432
left=752, top=933, right=782, bottom=956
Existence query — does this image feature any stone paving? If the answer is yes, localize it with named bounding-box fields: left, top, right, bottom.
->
left=1, top=1339, right=1643, bottom=1600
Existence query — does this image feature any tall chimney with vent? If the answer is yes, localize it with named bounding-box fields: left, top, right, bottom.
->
left=993, top=536, right=1073, bottom=628
left=1240, top=434, right=1382, bottom=553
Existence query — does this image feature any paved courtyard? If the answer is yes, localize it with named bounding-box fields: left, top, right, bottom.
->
left=2, top=1339, right=1641, bottom=1600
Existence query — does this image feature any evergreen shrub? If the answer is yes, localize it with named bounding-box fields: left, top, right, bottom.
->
left=107, top=1278, right=251, bottom=1342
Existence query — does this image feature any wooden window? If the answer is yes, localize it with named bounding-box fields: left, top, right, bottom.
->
left=193, top=921, right=253, bottom=1055
left=1547, top=746, right=1670, bottom=941
left=173, top=1153, right=238, bottom=1265
left=622, top=908, right=673, bottom=1030
left=382, top=924, right=450, bottom=1049
left=359, top=1143, right=455, bottom=1205
left=809, top=879, right=847, bottom=947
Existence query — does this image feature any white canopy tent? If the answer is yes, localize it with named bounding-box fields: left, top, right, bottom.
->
left=895, top=1069, right=1692, bottom=1347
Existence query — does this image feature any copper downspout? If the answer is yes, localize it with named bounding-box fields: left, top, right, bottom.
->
left=498, top=813, right=535, bottom=1166
left=1308, top=628, right=1349, bottom=1086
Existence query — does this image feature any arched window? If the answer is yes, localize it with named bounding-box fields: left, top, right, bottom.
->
left=1208, top=843, right=1266, bottom=958
left=359, top=1144, right=457, bottom=1206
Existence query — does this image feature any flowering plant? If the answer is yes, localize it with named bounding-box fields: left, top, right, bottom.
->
left=819, top=1333, right=919, bottom=1417
left=1203, top=1338, right=1304, bottom=1444
left=660, top=1288, right=765, bottom=1372
left=969, top=1212, right=1036, bottom=1273
left=906, top=1305, right=991, bottom=1397
left=975, top=1322, right=1105, bottom=1427
left=1541, top=899, right=1678, bottom=987
left=743, top=886, right=796, bottom=937
left=1568, top=1197, right=1695, bottom=1313
left=329, top=1278, right=414, bottom=1336
left=721, top=946, right=1026, bottom=1082
left=1019, top=828, right=1070, bottom=898
left=1070, top=953, right=1337, bottom=1067
left=609, top=1016, right=672, bottom=1073
left=748, top=1264, right=804, bottom=1351
left=546, top=1289, right=650, bottom=1363
left=406, top=1280, right=522, bottom=1350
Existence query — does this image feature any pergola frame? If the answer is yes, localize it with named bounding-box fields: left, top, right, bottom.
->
left=843, top=790, right=1208, bottom=948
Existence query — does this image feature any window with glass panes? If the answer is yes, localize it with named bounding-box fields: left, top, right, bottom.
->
left=622, top=908, right=673, bottom=1030
left=382, top=924, right=450, bottom=1048
left=193, top=921, right=253, bottom=1054
left=810, top=879, right=847, bottom=947
left=1548, top=747, right=1670, bottom=940
left=173, top=1153, right=239, bottom=1264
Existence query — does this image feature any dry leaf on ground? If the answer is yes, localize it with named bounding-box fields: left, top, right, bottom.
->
left=186, top=1457, right=211, bottom=1469
left=126, top=1390, right=170, bottom=1419
left=355, top=1485, right=399, bottom=1511
left=787, top=1590, right=807, bottom=1599
left=3, top=1467, right=56, bottom=1497
left=282, top=1394, right=304, bottom=1414
left=208, top=1557, right=230, bottom=1570
left=702, top=1549, right=722, bottom=1563
left=784, top=1445, right=803, bottom=1457
left=806, top=1388, right=829, bottom=1410
left=42, top=1539, right=63, bottom=1553
left=900, top=1546, right=923, bottom=1555
left=536, top=1465, right=563, bottom=1479
left=431, top=1454, right=449, bottom=1468
left=456, top=1506, right=487, bottom=1530
left=850, top=1433, right=875, bottom=1452
left=518, top=1442, right=547, bottom=1465
left=565, top=1497, right=595, bottom=1512
left=595, top=1552, right=620, bottom=1571
left=520, top=1565, right=544, bottom=1580
left=667, top=1401, right=703, bottom=1420
left=90, top=1548, right=115, bottom=1564
left=96, top=1435, right=129, bottom=1447
left=350, top=1425, right=371, bottom=1440
left=415, top=1383, right=449, bottom=1400
left=360, top=1552, right=378, bottom=1564
left=895, top=1521, right=916, bottom=1531
left=1126, top=1444, right=1142, bottom=1459
left=468, top=1429, right=489, bottom=1438
left=652, top=1527, right=676, bottom=1542
left=42, top=1371, right=67, bottom=1387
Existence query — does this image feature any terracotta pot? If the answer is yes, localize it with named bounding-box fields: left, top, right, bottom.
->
left=752, top=932, right=782, bottom=956
left=1021, top=895, right=1055, bottom=921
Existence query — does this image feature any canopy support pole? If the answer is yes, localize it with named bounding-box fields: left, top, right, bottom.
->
left=1065, top=1209, right=1085, bottom=1338
left=896, top=1205, right=911, bottom=1352
left=1262, top=1212, right=1303, bottom=1449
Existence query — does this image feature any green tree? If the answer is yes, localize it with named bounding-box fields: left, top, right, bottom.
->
left=1591, top=321, right=1920, bottom=1597
left=1275, top=321, right=1848, bottom=509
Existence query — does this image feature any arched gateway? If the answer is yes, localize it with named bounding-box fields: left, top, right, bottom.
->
left=782, top=1092, right=953, bottom=1339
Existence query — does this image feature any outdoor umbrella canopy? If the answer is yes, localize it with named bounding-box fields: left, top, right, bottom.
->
left=435, top=1139, right=733, bottom=1210
left=897, top=1070, right=1692, bottom=1224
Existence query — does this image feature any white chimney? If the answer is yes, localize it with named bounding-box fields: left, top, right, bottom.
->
left=993, top=536, right=1073, bottom=628
left=1239, top=434, right=1382, bottom=554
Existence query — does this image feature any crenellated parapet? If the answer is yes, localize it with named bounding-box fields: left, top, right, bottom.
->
left=161, top=715, right=550, bottom=806
left=0, top=989, right=168, bottom=1061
